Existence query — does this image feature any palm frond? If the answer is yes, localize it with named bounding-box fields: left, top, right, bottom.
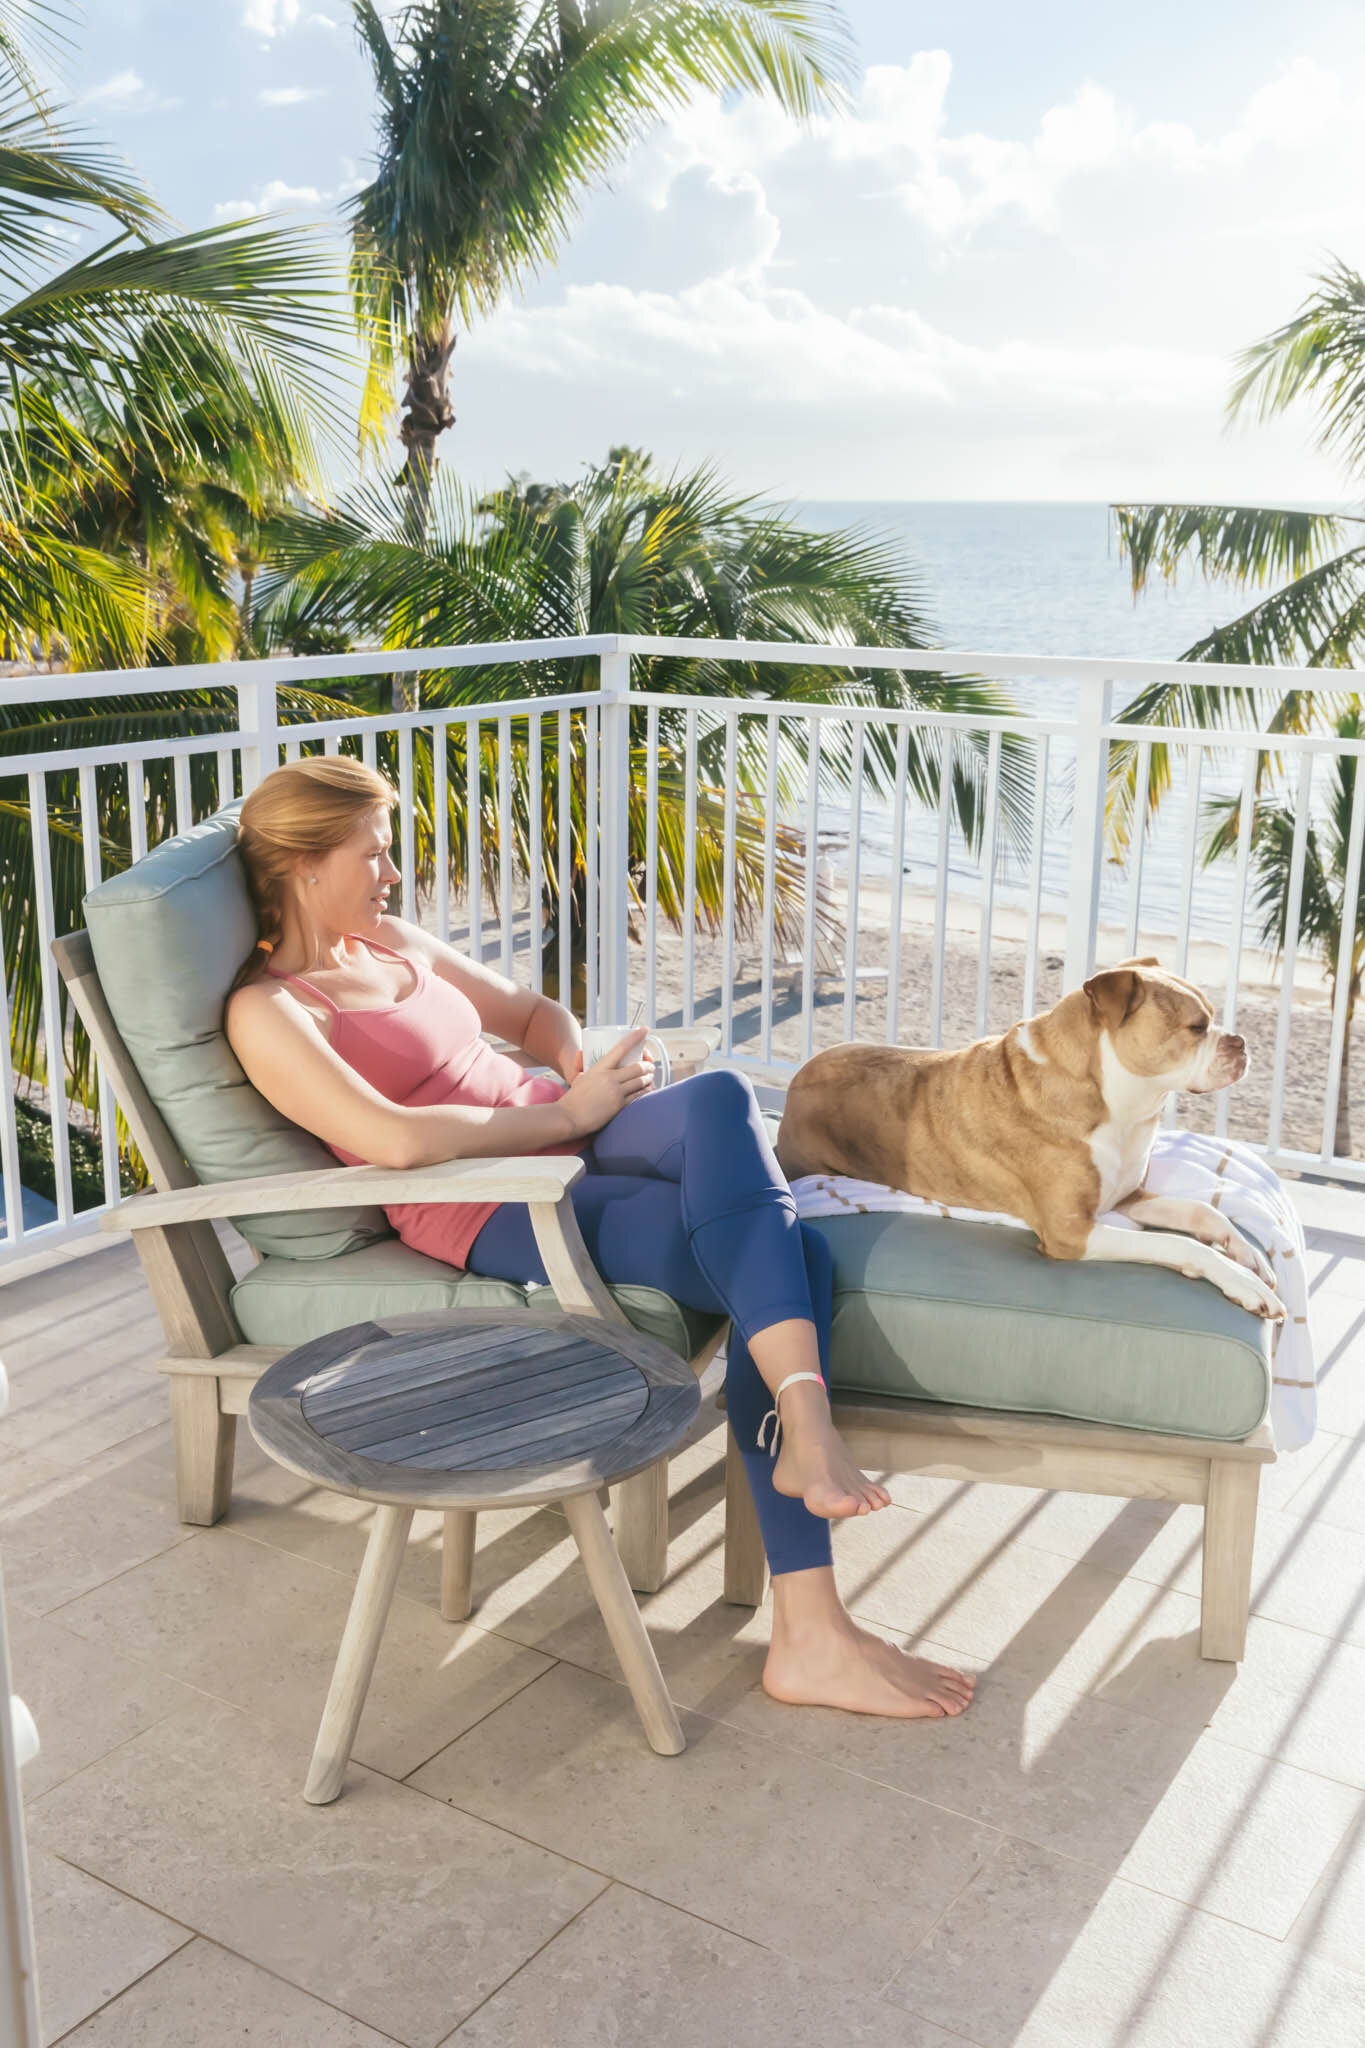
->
left=3, top=217, right=341, bottom=369
left=576, top=0, right=857, bottom=122
left=0, top=214, right=347, bottom=658
left=347, top=0, right=853, bottom=342
left=0, top=518, right=153, bottom=663
left=1105, top=539, right=1365, bottom=857
left=260, top=453, right=1033, bottom=862
left=0, top=0, right=70, bottom=85
left=352, top=0, right=404, bottom=110
left=0, top=130, right=160, bottom=293
left=1159, top=544, right=1365, bottom=671
left=1229, top=256, right=1365, bottom=476
left=1113, top=501, right=1358, bottom=600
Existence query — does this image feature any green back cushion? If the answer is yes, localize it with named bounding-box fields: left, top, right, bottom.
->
left=232, top=1238, right=723, bottom=1363
left=83, top=807, right=389, bottom=1261
left=811, top=1212, right=1271, bottom=1441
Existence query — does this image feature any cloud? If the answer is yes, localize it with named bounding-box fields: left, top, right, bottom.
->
left=626, top=92, right=805, bottom=209
left=876, top=53, right=1356, bottom=240
left=473, top=275, right=1225, bottom=420
left=243, top=0, right=300, bottom=33
left=213, top=179, right=324, bottom=219
left=258, top=85, right=326, bottom=106
left=243, top=1, right=334, bottom=35
left=629, top=50, right=1360, bottom=249
left=214, top=153, right=366, bottom=216
left=455, top=268, right=1259, bottom=502
left=78, top=69, right=180, bottom=114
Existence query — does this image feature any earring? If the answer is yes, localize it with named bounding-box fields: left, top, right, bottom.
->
left=309, top=877, right=318, bottom=886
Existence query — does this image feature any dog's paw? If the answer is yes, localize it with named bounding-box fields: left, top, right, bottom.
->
left=1207, top=1249, right=1284, bottom=1321
left=1214, top=1228, right=1277, bottom=1290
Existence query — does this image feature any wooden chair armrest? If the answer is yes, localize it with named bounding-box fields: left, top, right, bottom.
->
left=103, top=1155, right=587, bottom=1232
left=110, top=1155, right=628, bottom=1328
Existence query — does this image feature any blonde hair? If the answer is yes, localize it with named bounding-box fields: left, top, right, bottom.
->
left=232, top=755, right=396, bottom=990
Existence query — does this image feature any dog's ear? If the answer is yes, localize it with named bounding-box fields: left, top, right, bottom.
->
left=1083, top=967, right=1145, bottom=1027
left=1113, top=954, right=1160, bottom=970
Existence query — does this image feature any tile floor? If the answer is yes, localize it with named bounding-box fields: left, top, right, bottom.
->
left=2, top=1188, right=1364, bottom=2047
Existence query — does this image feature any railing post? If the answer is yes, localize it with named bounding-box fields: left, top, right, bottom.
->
left=0, top=1365, right=43, bottom=2048
left=1063, top=676, right=1113, bottom=990
left=235, top=665, right=280, bottom=796
left=597, top=647, right=632, bottom=1023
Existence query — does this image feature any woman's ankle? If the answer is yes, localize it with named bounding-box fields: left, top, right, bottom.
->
left=770, top=1564, right=849, bottom=1637
left=772, top=1380, right=834, bottom=1438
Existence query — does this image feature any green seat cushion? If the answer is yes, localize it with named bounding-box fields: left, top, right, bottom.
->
left=82, top=807, right=389, bottom=1261
left=807, top=1212, right=1271, bottom=1442
left=232, top=1236, right=725, bottom=1364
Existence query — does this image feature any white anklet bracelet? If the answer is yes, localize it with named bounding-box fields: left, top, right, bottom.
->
left=756, top=1371, right=827, bottom=1457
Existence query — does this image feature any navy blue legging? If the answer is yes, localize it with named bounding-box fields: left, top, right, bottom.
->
left=465, top=1068, right=834, bottom=1576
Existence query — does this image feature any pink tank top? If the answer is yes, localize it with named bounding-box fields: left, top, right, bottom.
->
left=269, top=937, right=570, bottom=1270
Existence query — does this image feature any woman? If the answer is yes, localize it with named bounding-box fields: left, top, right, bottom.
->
left=225, top=757, right=975, bottom=1721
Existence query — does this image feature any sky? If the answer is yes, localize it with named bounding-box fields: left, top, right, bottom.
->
left=60, top=1, right=1365, bottom=505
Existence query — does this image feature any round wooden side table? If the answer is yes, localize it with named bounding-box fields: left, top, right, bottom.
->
left=249, top=1308, right=701, bottom=1804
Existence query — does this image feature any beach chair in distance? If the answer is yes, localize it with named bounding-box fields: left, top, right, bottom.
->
left=740, top=851, right=889, bottom=992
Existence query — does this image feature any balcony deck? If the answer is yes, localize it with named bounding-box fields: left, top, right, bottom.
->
left=3, top=1182, right=1365, bottom=2048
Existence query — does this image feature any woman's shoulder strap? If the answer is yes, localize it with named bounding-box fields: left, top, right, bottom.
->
left=264, top=966, right=341, bottom=1014
left=353, top=931, right=426, bottom=978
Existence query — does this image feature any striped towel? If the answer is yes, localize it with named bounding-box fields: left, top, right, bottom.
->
left=789, top=1129, right=1314, bottom=1450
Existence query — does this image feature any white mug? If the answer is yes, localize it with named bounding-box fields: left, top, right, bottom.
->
left=579, top=1024, right=672, bottom=1091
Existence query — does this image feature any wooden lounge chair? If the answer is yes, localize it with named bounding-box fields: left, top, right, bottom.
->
left=53, top=800, right=724, bottom=1604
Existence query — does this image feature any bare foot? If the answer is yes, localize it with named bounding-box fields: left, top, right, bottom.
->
left=764, top=1617, right=977, bottom=1719
left=771, top=1414, right=890, bottom=1520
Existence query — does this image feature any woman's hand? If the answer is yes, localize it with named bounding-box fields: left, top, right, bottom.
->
left=558, top=1029, right=653, bottom=1137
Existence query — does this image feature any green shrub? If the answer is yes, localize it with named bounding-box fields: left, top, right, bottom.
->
left=11, top=1096, right=138, bottom=1212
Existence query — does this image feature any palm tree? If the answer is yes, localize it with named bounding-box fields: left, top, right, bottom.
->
left=260, top=447, right=1029, bottom=991
left=0, top=0, right=348, bottom=1169
left=1108, top=258, right=1365, bottom=848
left=346, top=0, right=857, bottom=654
left=0, top=4, right=343, bottom=666
left=40, top=320, right=327, bottom=666
left=1205, top=706, right=1365, bottom=1157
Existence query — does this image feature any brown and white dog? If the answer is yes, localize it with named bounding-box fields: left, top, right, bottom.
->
left=776, top=958, right=1283, bottom=1319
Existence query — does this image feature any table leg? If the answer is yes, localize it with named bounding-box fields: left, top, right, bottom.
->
left=441, top=1510, right=477, bottom=1621
left=304, top=1503, right=414, bottom=1805
left=611, top=1460, right=669, bottom=1593
left=562, top=1491, right=685, bottom=1757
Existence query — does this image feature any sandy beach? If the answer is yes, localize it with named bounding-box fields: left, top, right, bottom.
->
left=632, top=919, right=1355, bottom=1172
left=451, top=877, right=1360, bottom=1174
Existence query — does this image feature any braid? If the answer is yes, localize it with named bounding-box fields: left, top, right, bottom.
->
left=230, top=868, right=288, bottom=992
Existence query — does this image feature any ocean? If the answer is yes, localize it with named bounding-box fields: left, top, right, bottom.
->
left=796, top=500, right=1303, bottom=947
left=800, top=500, right=1240, bottom=662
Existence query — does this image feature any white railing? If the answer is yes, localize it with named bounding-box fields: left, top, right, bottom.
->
left=2, top=632, right=1361, bottom=1270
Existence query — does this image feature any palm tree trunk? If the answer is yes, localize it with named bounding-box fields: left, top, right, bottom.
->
left=394, top=323, right=457, bottom=714
left=1336, top=980, right=1358, bottom=1159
